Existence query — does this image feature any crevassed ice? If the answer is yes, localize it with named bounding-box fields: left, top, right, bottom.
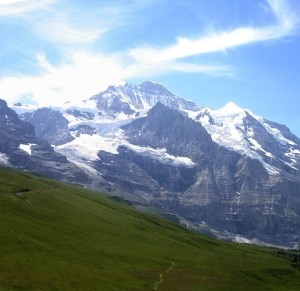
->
left=56, top=128, right=196, bottom=168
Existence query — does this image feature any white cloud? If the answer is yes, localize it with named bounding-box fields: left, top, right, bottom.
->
left=0, top=0, right=54, bottom=16
left=0, top=52, right=125, bottom=106
left=0, top=0, right=104, bottom=45
left=0, top=51, right=232, bottom=107
left=130, top=0, right=298, bottom=64
left=22, top=1, right=155, bottom=45
left=124, top=60, right=231, bottom=78
left=0, top=0, right=298, bottom=107
left=32, top=16, right=106, bottom=44
left=267, top=0, right=299, bottom=31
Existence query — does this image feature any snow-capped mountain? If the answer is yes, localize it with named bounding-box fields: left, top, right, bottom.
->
left=90, top=81, right=202, bottom=114
left=0, top=99, right=90, bottom=184
left=13, top=81, right=204, bottom=175
left=8, top=81, right=300, bottom=248
left=195, top=101, right=300, bottom=175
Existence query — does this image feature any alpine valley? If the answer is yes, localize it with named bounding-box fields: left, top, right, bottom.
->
left=1, top=81, right=300, bottom=248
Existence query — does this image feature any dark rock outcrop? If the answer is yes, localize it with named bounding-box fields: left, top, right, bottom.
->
left=27, top=108, right=74, bottom=146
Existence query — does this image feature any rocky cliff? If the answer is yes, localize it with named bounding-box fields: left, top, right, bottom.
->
left=0, top=99, right=90, bottom=184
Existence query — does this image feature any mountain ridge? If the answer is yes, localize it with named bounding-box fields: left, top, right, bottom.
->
left=0, top=99, right=90, bottom=184
left=4, top=81, right=300, bottom=247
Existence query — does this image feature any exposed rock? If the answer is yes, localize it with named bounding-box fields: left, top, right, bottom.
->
left=94, top=103, right=300, bottom=247
left=6, top=81, right=300, bottom=247
left=0, top=99, right=90, bottom=184
left=66, top=109, right=95, bottom=120
left=28, top=108, right=74, bottom=146
left=70, top=125, right=97, bottom=137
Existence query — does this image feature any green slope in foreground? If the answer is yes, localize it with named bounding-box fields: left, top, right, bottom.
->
left=0, top=168, right=299, bottom=290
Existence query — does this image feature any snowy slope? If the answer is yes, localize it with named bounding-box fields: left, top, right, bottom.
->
left=61, top=82, right=200, bottom=165
left=11, top=82, right=300, bottom=177
left=195, top=101, right=300, bottom=174
left=90, top=81, right=202, bottom=114
left=11, top=81, right=202, bottom=173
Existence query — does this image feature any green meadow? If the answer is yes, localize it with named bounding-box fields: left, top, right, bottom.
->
left=0, top=167, right=299, bottom=290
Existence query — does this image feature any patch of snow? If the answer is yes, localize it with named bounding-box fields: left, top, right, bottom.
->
left=62, top=98, right=97, bottom=109
left=285, top=147, right=300, bottom=158
left=292, top=149, right=300, bottom=154
left=232, top=235, right=289, bottom=248
left=55, top=133, right=119, bottom=161
left=234, top=235, right=252, bottom=244
left=198, top=104, right=247, bottom=154
left=0, top=153, right=10, bottom=165
left=65, top=110, right=136, bottom=130
left=125, top=144, right=196, bottom=168
left=182, top=109, right=202, bottom=120
left=197, top=104, right=280, bottom=175
left=263, top=163, right=280, bottom=175
left=19, top=143, right=36, bottom=155
left=69, top=159, right=99, bottom=177
left=261, top=120, right=297, bottom=146
left=283, top=148, right=300, bottom=170
left=248, top=137, right=274, bottom=158
left=56, top=124, right=196, bottom=169
left=281, top=160, right=299, bottom=171
left=207, top=229, right=290, bottom=249
left=11, top=104, right=38, bottom=115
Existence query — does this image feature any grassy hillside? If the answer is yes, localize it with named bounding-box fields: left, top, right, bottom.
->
left=0, top=167, right=299, bottom=290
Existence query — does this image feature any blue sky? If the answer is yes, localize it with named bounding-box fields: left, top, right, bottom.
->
left=0, top=0, right=300, bottom=135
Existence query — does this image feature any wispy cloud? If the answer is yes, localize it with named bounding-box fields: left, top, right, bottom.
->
left=30, top=14, right=106, bottom=44
left=0, top=0, right=54, bottom=16
left=267, top=0, right=299, bottom=32
left=0, top=52, right=125, bottom=106
left=0, top=0, right=299, bottom=106
left=130, top=0, right=298, bottom=64
left=124, top=60, right=231, bottom=79
left=0, top=50, right=232, bottom=107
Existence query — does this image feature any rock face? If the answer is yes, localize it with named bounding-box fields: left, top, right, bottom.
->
left=93, top=103, right=300, bottom=247
left=0, top=100, right=90, bottom=184
left=90, top=81, right=202, bottom=115
left=7, top=82, right=300, bottom=247
left=121, top=102, right=213, bottom=161
left=26, top=108, right=74, bottom=146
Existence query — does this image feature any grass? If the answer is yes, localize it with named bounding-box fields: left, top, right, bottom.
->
left=0, top=167, right=299, bottom=290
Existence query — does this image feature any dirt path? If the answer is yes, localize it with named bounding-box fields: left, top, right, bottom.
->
left=153, top=261, right=175, bottom=290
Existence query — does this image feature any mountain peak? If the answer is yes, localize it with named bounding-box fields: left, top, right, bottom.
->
left=139, top=81, right=173, bottom=96
left=89, top=81, right=201, bottom=114
left=218, top=101, right=244, bottom=115
left=104, top=81, right=170, bottom=95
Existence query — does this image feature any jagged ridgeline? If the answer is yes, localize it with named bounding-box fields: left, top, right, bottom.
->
left=0, top=168, right=299, bottom=289
left=1, top=81, right=299, bottom=248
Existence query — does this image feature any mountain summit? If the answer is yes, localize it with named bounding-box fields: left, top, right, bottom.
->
left=7, top=82, right=300, bottom=248
left=88, top=81, right=202, bottom=115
